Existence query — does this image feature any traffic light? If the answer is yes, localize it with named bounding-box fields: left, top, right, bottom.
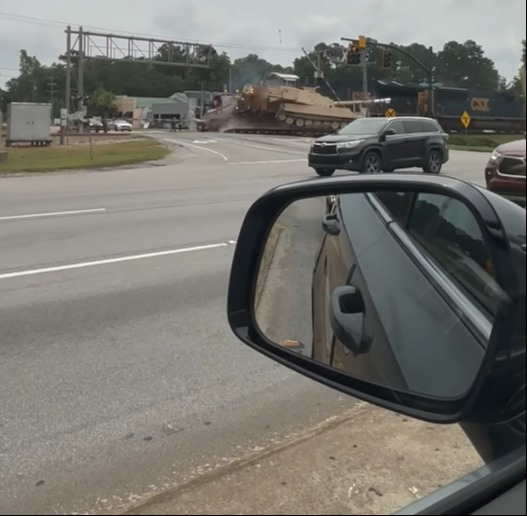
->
left=381, top=50, right=392, bottom=69
left=346, top=45, right=362, bottom=66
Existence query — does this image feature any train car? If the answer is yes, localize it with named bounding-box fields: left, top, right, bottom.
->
left=373, top=81, right=525, bottom=133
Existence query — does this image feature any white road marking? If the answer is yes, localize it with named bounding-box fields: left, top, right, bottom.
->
left=0, top=208, right=107, bottom=222
left=165, top=138, right=229, bottom=161
left=192, top=139, right=218, bottom=144
left=0, top=241, right=236, bottom=280
left=272, top=137, right=312, bottom=145
left=228, top=159, right=307, bottom=165
left=237, top=142, right=305, bottom=155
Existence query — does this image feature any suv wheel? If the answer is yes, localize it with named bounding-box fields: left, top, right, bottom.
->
left=361, top=151, right=383, bottom=174
left=423, top=149, right=443, bottom=174
left=314, top=168, right=335, bottom=177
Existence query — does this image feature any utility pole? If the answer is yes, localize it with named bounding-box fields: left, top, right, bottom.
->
left=65, top=25, right=72, bottom=115
left=47, top=77, right=56, bottom=104
left=78, top=26, right=85, bottom=133
left=46, top=77, right=57, bottom=122
left=301, top=47, right=341, bottom=102
left=78, top=25, right=85, bottom=113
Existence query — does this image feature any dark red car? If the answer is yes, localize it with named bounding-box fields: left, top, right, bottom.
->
left=485, top=138, right=526, bottom=206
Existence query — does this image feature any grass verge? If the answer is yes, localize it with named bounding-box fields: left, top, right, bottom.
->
left=0, top=139, right=169, bottom=173
left=449, top=133, right=524, bottom=152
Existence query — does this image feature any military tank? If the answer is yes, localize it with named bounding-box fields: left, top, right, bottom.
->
left=196, top=73, right=390, bottom=136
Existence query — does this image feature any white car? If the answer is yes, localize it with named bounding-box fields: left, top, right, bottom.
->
left=112, top=119, right=133, bottom=132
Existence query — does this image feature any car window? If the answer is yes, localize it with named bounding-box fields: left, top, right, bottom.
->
left=386, top=120, right=405, bottom=134
left=407, top=193, right=499, bottom=316
left=373, top=191, right=414, bottom=225
left=403, top=120, right=423, bottom=133
left=422, top=120, right=441, bottom=132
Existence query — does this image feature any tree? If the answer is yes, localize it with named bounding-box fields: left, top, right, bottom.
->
left=88, top=87, right=118, bottom=116
left=510, top=40, right=526, bottom=101
left=184, top=51, right=231, bottom=92
left=393, top=43, right=435, bottom=84
left=230, top=54, right=288, bottom=90
left=436, top=40, right=500, bottom=90
left=2, top=37, right=515, bottom=108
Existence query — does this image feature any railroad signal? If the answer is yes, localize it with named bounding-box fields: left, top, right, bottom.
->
left=381, top=50, right=392, bottom=69
left=346, top=45, right=362, bottom=66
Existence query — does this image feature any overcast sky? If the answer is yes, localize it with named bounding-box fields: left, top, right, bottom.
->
left=1, top=0, right=525, bottom=88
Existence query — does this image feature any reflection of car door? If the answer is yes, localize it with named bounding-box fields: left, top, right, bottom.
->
left=328, top=195, right=407, bottom=388
left=312, top=202, right=353, bottom=365
left=329, top=192, right=487, bottom=396
left=402, top=119, right=428, bottom=166
left=381, top=119, right=408, bottom=167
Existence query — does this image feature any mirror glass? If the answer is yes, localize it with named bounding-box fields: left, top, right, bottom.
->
left=254, top=190, right=510, bottom=399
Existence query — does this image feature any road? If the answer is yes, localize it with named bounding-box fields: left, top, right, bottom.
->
left=0, top=132, right=490, bottom=515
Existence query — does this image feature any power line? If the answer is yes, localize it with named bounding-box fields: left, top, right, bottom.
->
left=0, top=10, right=301, bottom=53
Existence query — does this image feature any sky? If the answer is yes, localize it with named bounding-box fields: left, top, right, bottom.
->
left=0, top=0, right=525, bottom=89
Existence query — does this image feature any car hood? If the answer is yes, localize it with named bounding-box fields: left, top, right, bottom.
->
left=496, top=139, right=526, bottom=157
left=315, top=133, right=374, bottom=143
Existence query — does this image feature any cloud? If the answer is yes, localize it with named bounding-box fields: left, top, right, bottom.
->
left=0, top=0, right=525, bottom=89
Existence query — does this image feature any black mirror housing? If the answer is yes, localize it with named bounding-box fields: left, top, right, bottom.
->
left=227, top=174, right=525, bottom=425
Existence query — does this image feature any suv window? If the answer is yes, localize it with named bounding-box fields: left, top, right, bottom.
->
left=421, top=120, right=440, bottom=132
left=407, top=193, right=499, bottom=316
left=403, top=120, right=423, bottom=133
left=386, top=120, right=405, bottom=134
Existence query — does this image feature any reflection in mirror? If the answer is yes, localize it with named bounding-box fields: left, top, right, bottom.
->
left=254, top=191, right=510, bottom=399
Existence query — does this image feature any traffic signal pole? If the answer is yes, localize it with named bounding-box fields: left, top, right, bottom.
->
left=341, top=37, right=435, bottom=116
left=361, top=50, right=368, bottom=96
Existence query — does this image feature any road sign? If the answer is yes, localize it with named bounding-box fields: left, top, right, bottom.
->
left=358, top=35, right=367, bottom=49
left=385, top=108, right=396, bottom=118
left=460, top=111, right=471, bottom=129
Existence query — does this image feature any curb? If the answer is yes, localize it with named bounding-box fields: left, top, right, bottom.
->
left=254, top=224, right=284, bottom=310
left=117, top=403, right=370, bottom=515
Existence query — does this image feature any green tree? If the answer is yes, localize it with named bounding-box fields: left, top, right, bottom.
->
left=230, top=54, right=288, bottom=90
left=88, top=87, right=118, bottom=116
left=436, top=40, right=500, bottom=89
left=393, top=43, right=435, bottom=84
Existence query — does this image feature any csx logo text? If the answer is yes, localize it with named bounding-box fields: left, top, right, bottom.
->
left=470, top=97, right=490, bottom=112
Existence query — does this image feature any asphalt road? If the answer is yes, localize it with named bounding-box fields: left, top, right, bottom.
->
left=0, top=132, right=491, bottom=515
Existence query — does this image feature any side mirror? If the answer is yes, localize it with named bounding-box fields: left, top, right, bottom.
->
left=227, top=175, right=526, bottom=425
left=380, top=128, right=397, bottom=141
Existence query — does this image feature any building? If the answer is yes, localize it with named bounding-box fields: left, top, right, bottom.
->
left=115, top=94, right=191, bottom=128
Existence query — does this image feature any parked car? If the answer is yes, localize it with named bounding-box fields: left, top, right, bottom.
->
left=88, top=117, right=103, bottom=133
left=109, top=119, right=133, bottom=132
left=485, top=138, right=526, bottom=207
left=308, top=116, right=449, bottom=176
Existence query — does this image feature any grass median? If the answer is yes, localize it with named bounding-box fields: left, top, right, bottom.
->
left=449, top=133, right=524, bottom=152
left=0, top=138, right=169, bottom=173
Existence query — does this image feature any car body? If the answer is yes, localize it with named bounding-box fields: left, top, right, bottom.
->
left=308, top=116, right=449, bottom=176
left=485, top=139, right=526, bottom=207
left=312, top=187, right=521, bottom=394
left=88, top=117, right=103, bottom=132
left=110, top=119, right=133, bottom=132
